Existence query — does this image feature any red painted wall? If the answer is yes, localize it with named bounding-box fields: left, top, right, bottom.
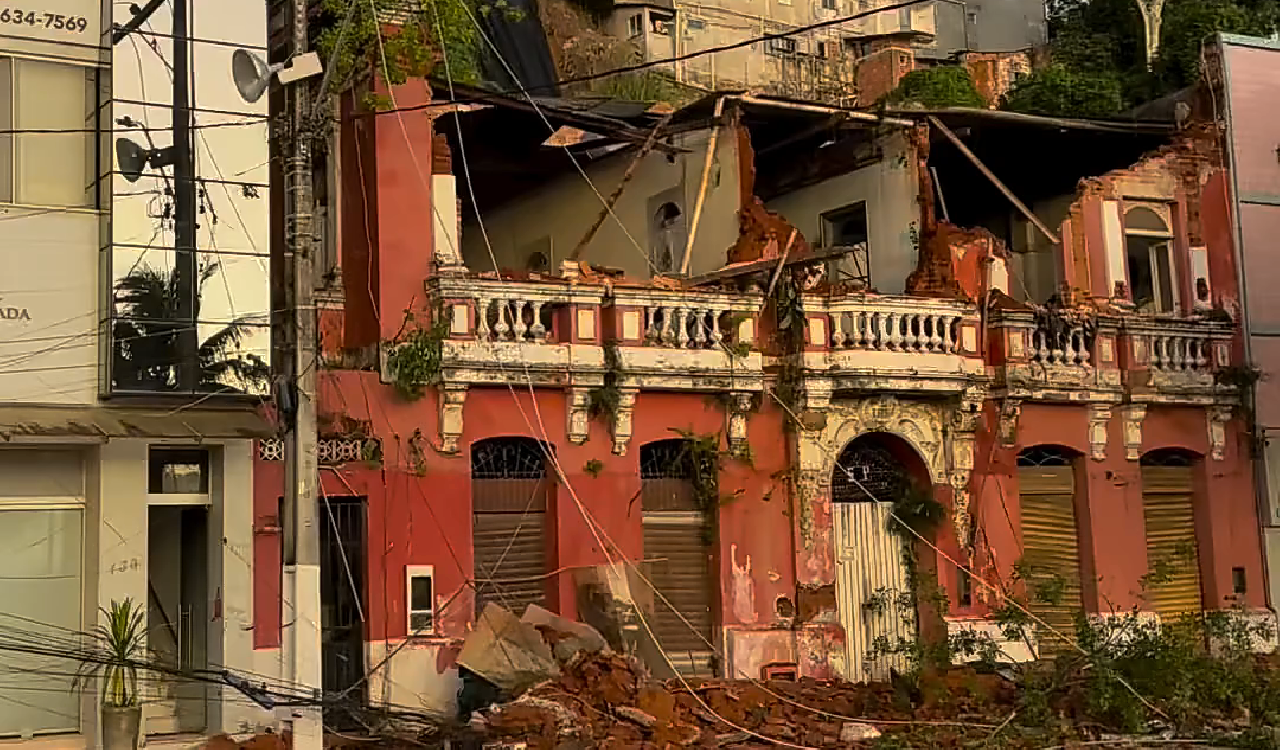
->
left=253, top=370, right=796, bottom=649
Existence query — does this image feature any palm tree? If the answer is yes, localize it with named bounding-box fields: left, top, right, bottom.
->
left=111, top=262, right=270, bottom=394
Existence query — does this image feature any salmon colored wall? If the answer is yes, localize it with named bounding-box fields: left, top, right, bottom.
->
left=253, top=370, right=796, bottom=649
left=967, top=400, right=1264, bottom=620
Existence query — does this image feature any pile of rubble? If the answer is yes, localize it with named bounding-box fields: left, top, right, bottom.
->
left=454, top=603, right=1024, bottom=749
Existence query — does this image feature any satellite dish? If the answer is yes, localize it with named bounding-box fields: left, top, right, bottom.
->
left=116, top=138, right=147, bottom=183
left=232, top=48, right=277, bottom=104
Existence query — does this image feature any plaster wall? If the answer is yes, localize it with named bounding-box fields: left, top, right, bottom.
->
left=0, top=209, right=99, bottom=406
left=458, top=128, right=742, bottom=280
left=764, top=131, right=919, bottom=293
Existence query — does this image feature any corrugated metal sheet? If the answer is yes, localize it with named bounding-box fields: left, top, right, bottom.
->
left=835, top=501, right=913, bottom=682
left=1018, top=465, right=1084, bottom=658
left=1141, top=466, right=1203, bottom=622
left=643, top=511, right=715, bottom=676
left=473, top=513, right=546, bottom=617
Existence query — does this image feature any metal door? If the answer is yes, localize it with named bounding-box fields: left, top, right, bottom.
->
left=1140, top=453, right=1202, bottom=623
left=832, top=439, right=915, bottom=682
left=320, top=497, right=366, bottom=729
left=1017, top=448, right=1085, bottom=659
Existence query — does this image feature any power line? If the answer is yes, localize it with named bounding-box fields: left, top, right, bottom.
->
left=369, top=0, right=936, bottom=118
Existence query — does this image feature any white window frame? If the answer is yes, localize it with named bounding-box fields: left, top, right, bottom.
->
left=1122, top=201, right=1178, bottom=314
left=627, top=13, right=643, bottom=38
left=406, top=565, right=435, bottom=636
left=0, top=498, right=86, bottom=736
left=0, top=52, right=101, bottom=211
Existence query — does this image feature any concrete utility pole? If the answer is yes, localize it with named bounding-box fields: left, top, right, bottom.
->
left=171, top=0, right=199, bottom=391
left=281, top=0, right=321, bottom=745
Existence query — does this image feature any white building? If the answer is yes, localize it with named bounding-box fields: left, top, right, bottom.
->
left=0, top=0, right=272, bottom=743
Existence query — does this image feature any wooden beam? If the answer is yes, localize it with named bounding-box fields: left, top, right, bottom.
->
left=569, top=111, right=676, bottom=263
left=927, top=115, right=1060, bottom=245
left=680, top=98, right=728, bottom=276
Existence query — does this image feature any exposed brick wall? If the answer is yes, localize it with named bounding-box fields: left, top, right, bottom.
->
left=960, top=51, right=1033, bottom=108
left=855, top=44, right=915, bottom=104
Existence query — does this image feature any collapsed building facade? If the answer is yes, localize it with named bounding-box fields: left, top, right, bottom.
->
left=249, top=75, right=1273, bottom=715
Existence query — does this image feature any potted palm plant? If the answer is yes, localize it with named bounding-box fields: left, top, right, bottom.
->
left=76, top=599, right=147, bottom=750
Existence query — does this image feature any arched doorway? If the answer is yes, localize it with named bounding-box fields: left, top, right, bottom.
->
left=831, top=433, right=927, bottom=681
left=640, top=439, right=716, bottom=677
left=1140, top=449, right=1203, bottom=623
left=1016, top=446, right=1085, bottom=658
left=470, top=437, right=553, bottom=617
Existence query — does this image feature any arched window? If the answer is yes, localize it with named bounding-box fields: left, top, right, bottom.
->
left=650, top=201, right=684, bottom=274
left=833, top=438, right=912, bottom=503
left=469, top=437, right=553, bottom=617
left=1016, top=446, right=1075, bottom=467
left=1123, top=203, right=1176, bottom=313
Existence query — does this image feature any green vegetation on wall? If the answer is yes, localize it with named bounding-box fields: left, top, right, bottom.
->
left=312, top=0, right=502, bottom=104
left=884, top=66, right=988, bottom=109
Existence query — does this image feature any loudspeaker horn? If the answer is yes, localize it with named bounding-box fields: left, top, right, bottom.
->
left=116, top=138, right=148, bottom=183
left=232, top=48, right=281, bottom=104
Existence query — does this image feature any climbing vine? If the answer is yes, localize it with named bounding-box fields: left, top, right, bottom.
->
left=771, top=273, right=807, bottom=431
left=588, top=341, right=623, bottom=425
left=385, top=302, right=450, bottom=400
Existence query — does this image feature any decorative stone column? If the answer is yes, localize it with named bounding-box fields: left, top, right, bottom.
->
left=949, top=386, right=984, bottom=549
left=1088, top=404, right=1112, bottom=461
left=1208, top=404, right=1233, bottom=461
left=438, top=382, right=468, bottom=454
left=726, top=392, right=755, bottom=456
left=611, top=388, right=638, bottom=456
left=1121, top=405, right=1147, bottom=461
left=566, top=386, right=592, bottom=446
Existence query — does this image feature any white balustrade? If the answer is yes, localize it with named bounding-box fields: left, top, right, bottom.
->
left=644, top=302, right=734, bottom=350
left=475, top=293, right=556, bottom=343
left=829, top=304, right=963, bottom=354
left=1147, top=333, right=1212, bottom=373
left=1031, top=325, right=1093, bottom=367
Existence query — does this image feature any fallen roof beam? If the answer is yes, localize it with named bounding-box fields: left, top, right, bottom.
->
left=570, top=111, right=676, bottom=262
left=927, top=114, right=1060, bottom=245
left=732, top=94, right=916, bottom=127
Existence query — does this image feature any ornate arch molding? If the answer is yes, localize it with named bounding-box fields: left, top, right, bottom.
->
left=800, top=396, right=946, bottom=487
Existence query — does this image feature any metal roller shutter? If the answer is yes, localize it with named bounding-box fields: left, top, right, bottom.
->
left=1018, top=465, right=1084, bottom=659
left=643, top=511, right=715, bottom=676
left=473, top=513, right=547, bottom=617
left=1140, top=465, right=1202, bottom=623
left=473, top=475, right=548, bottom=617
